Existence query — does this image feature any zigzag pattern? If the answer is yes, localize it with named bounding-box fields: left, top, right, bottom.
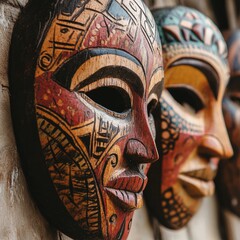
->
left=152, top=6, right=227, bottom=62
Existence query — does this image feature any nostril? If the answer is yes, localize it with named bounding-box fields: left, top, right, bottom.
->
left=125, top=139, right=156, bottom=164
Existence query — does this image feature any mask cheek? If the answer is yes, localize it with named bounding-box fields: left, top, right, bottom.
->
left=161, top=134, right=201, bottom=192
left=159, top=97, right=204, bottom=192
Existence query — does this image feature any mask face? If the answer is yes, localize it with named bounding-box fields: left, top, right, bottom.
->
left=216, top=31, right=240, bottom=217
left=10, top=0, right=163, bottom=239
left=144, top=6, right=233, bottom=229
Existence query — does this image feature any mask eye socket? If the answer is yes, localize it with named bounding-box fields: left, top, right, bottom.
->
left=85, top=86, right=131, bottom=114
left=224, top=76, right=240, bottom=106
left=147, top=99, right=158, bottom=116
left=147, top=99, right=158, bottom=140
left=167, top=87, right=205, bottom=114
left=229, top=94, right=240, bottom=106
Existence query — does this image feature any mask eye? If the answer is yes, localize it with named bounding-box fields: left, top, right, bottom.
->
left=167, top=87, right=205, bottom=114
left=85, top=86, right=131, bottom=114
left=229, top=94, right=240, bottom=106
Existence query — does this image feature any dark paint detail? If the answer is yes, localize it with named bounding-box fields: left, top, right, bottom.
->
left=170, top=58, right=220, bottom=99
left=52, top=48, right=144, bottom=97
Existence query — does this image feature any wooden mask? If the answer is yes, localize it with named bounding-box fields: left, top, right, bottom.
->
left=9, top=0, right=164, bottom=239
left=216, top=31, right=240, bottom=217
left=144, top=6, right=233, bottom=229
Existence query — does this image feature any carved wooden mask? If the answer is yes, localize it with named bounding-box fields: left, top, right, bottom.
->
left=9, top=0, right=164, bottom=239
left=216, top=31, right=240, bottom=217
left=144, top=6, right=233, bottom=229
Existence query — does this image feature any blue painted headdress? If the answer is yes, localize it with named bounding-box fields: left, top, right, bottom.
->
left=152, top=6, right=228, bottom=71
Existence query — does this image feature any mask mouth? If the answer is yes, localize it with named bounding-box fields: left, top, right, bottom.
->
left=104, top=169, right=148, bottom=210
left=178, top=165, right=217, bottom=198
left=105, top=188, right=144, bottom=211
left=179, top=164, right=217, bottom=181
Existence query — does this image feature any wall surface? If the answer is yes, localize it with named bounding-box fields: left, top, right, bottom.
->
left=0, top=1, right=60, bottom=239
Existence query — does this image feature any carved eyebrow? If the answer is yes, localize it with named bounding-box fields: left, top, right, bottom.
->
left=148, top=67, right=164, bottom=100
left=52, top=48, right=145, bottom=97
left=170, top=58, right=219, bottom=99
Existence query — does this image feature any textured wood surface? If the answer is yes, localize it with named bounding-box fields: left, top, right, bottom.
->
left=145, top=6, right=232, bottom=231
left=9, top=0, right=163, bottom=239
left=0, top=1, right=237, bottom=240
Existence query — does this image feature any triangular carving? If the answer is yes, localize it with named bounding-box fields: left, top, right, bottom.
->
left=163, top=25, right=181, bottom=41
left=184, top=12, right=194, bottom=20
left=181, top=28, right=190, bottom=41
left=79, top=133, right=91, bottom=155
left=164, top=32, right=176, bottom=43
left=189, top=32, right=199, bottom=42
left=192, top=23, right=204, bottom=40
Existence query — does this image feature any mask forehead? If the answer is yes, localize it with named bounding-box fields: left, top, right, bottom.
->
left=152, top=6, right=229, bottom=83
left=37, top=0, right=163, bottom=93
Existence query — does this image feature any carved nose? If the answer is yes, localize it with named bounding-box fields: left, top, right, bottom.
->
left=199, top=135, right=233, bottom=159
left=125, top=139, right=158, bottom=164
left=201, top=106, right=234, bottom=159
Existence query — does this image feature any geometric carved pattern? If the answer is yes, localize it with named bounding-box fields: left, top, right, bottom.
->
left=37, top=107, right=101, bottom=236
left=152, top=6, right=227, bottom=63
left=160, top=98, right=202, bottom=155
left=38, top=0, right=159, bottom=74
left=160, top=188, right=192, bottom=229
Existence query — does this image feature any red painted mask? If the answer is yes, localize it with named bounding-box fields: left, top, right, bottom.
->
left=145, top=6, right=233, bottom=229
left=9, top=0, right=163, bottom=239
left=216, top=31, right=240, bottom=217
